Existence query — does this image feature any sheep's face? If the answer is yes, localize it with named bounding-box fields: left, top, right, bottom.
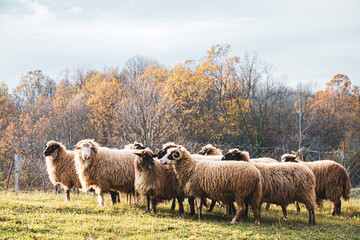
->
left=134, top=143, right=145, bottom=150
left=44, top=143, right=60, bottom=158
left=197, top=149, right=206, bottom=155
left=159, top=148, right=183, bottom=165
left=134, top=151, right=156, bottom=169
left=281, top=154, right=299, bottom=163
left=155, top=143, right=178, bottom=159
left=222, top=150, right=249, bottom=161
left=75, top=143, right=95, bottom=160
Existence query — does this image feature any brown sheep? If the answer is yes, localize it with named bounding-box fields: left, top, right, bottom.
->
left=74, top=139, right=136, bottom=206
left=44, top=141, right=120, bottom=203
left=197, top=144, right=223, bottom=156
left=159, top=146, right=262, bottom=224
left=222, top=149, right=278, bottom=163
left=156, top=142, right=227, bottom=214
left=223, top=149, right=316, bottom=224
left=281, top=154, right=351, bottom=215
left=134, top=148, right=185, bottom=215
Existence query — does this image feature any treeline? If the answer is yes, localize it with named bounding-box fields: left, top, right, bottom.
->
left=0, top=44, right=359, bottom=190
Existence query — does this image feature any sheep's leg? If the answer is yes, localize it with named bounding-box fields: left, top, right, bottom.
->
left=231, top=200, right=245, bottom=224
left=332, top=199, right=341, bottom=215
left=110, top=191, right=118, bottom=205
left=146, top=194, right=151, bottom=212
left=240, top=202, right=248, bottom=218
left=296, top=202, right=301, bottom=213
left=281, top=205, right=288, bottom=220
left=177, top=197, right=184, bottom=216
left=134, top=192, right=140, bottom=205
left=151, top=197, right=157, bottom=214
left=195, top=197, right=202, bottom=220
left=170, top=199, right=176, bottom=211
left=225, top=203, right=229, bottom=215
left=65, top=189, right=70, bottom=202
left=249, top=199, right=261, bottom=225
left=188, top=197, right=195, bottom=216
left=207, top=199, right=216, bottom=213
left=308, top=207, right=315, bottom=224
left=201, top=197, right=208, bottom=208
left=265, top=203, right=271, bottom=211
left=97, top=190, right=104, bottom=207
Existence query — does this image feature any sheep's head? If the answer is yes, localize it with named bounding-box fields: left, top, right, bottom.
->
left=155, top=142, right=178, bottom=159
left=134, top=149, right=156, bottom=170
left=125, top=141, right=146, bottom=150
left=134, top=142, right=145, bottom=150
left=43, top=141, right=62, bottom=159
left=222, top=149, right=250, bottom=161
left=197, top=144, right=222, bottom=155
left=159, top=147, right=184, bottom=165
left=75, top=139, right=99, bottom=167
left=281, top=154, right=300, bottom=163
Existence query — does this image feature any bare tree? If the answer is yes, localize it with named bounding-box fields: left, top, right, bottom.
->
left=113, top=68, right=179, bottom=148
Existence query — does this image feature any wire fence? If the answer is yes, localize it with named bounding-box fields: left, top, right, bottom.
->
left=3, top=144, right=360, bottom=192
left=188, top=143, right=360, bottom=188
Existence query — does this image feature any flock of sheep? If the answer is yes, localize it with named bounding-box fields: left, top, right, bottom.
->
left=43, top=140, right=351, bottom=225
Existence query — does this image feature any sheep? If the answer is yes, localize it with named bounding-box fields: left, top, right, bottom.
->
left=156, top=143, right=225, bottom=213
left=74, top=139, right=136, bottom=207
left=123, top=141, right=145, bottom=203
left=197, top=144, right=223, bottom=156
left=134, top=148, right=185, bottom=215
left=222, top=149, right=278, bottom=163
left=222, top=149, right=316, bottom=224
left=159, top=146, right=262, bottom=224
left=44, top=141, right=120, bottom=203
left=281, top=153, right=351, bottom=215
left=124, top=141, right=145, bottom=150
left=44, top=141, right=83, bottom=202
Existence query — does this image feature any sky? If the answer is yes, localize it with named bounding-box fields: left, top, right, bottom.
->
left=1, top=0, right=359, bottom=91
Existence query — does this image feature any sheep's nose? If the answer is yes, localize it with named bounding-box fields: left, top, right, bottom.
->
left=83, top=154, right=88, bottom=159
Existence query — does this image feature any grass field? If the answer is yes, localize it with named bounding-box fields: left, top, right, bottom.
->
left=0, top=190, right=359, bottom=239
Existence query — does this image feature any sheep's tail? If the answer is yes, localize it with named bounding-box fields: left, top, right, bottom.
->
left=343, top=172, right=351, bottom=201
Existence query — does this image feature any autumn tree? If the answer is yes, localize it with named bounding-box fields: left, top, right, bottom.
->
left=308, top=74, right=355, bottom=150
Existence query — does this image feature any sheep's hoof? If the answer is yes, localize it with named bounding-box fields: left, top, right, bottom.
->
left=230, top=220, right=237, bottom=224
left=254, top=220, right=260, bottom=225
left=282, top=216, right=288, bottom=221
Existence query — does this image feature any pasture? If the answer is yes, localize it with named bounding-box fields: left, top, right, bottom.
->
left=0, top=190, right=359, bottom=239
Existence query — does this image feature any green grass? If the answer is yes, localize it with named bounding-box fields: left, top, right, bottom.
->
left=0, top=190, right=359, bottom=240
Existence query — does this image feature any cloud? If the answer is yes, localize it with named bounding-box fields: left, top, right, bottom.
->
left=0, top=0, right=54, bottom=27
left=68, top=6, right=83, bottom=15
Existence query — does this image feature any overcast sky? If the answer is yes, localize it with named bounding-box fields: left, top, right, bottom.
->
left=1, top=0, right=359, bottom=91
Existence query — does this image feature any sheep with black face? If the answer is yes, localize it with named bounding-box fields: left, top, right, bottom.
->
left=134, top=149, right=185, bottom=215
left=44, top=141, right=82, bottom=202
left=197, top=144, right=223, bottom=156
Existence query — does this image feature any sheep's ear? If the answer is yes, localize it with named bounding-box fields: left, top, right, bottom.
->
left=134, top=152, right=142, bottom=157
left=152, top=153, right=157, bottom=158
left=75, top=146, right=81, bottom=150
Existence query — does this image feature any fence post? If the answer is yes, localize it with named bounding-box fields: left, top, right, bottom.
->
left=15, top=154, right=18, bottom=194
left=343, top=142, right=346, bottom=169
